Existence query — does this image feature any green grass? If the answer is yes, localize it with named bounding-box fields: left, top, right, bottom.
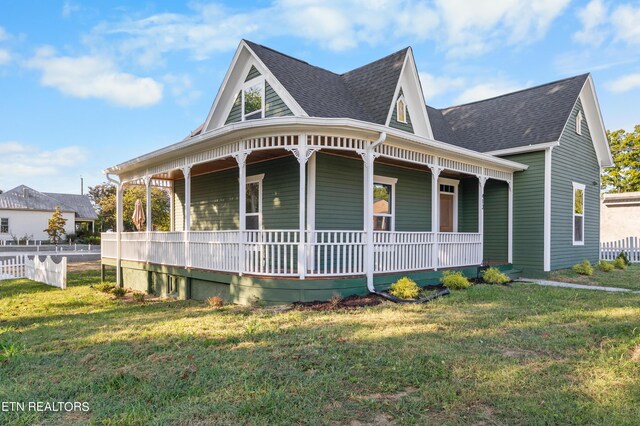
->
left=550, top=263, right=640, bottom=290
left=1, top=270, right=639, bottom=425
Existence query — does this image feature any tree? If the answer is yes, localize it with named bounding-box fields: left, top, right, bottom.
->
left=602, top=125, right=640, bottom=193
left=45, top=207, right=67, bottom=244
left=88, top=182, right=170, bottom=232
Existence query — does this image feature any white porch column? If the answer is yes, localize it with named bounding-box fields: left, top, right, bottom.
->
left=181, top=166, right=191, bottom=268
left=429, top=165, right=442, bottom=270
left=116, top=182, right=124, bottom=287
left=145, top=176, right=152, bottom=232
left=234, top=149, right=249, bottom=275
left=169, top=181, right=175, bottom=232
left=306, top=152, right=317, bottom=273
left=288, top=133, right=312, bottom=279
left=478, top=175, right=487, bottom=265
left=508, top=179, right=513, bottom=264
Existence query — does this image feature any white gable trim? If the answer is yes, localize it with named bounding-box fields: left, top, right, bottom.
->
left=202, top=41, right=307, bottom=133
left=384, top=48, right=434, bottom=139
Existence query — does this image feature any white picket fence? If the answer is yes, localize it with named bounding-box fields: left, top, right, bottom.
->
left=0, top=255, right=67, bottom=288
left=600, top=236, right=640, bottom=263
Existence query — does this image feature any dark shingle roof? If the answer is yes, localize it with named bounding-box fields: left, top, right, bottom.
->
left=438, top=74, right=589, bottom=152
left=0, top=185, right=97, bottom=219
left=245, top=40, right=407, bottom=125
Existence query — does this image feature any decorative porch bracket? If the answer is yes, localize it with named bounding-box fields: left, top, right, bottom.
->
left=429, top=165, right=443, bottom=270
left=233, top=149, right=251, bottom=276
left=181, top=165, right=192, bottom=269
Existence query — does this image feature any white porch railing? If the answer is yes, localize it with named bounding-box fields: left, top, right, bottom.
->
left=102, top=231, right=483, bottom=277
left=601, top=236, right=640, bottom=263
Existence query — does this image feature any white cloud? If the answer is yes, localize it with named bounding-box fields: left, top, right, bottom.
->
left=25, top=47, right=163, bottom=107
left=573, top=0, right=608, bottom=46
left=606, top=73, right=640, bottom=93
left=0, top=142, right=87, bottom=179
left=0, top=26, right=8, bottom=42
left=0, top=48, right=10, bottom=65
left=454, top=80, right=529, bottom=104
left=163, top=73, right=202, bottom=106
left=419, top=72, right=465, bottom=101
left=62, top=1, right=80, bottom=18
left=611, top=4, right=640, bottom=46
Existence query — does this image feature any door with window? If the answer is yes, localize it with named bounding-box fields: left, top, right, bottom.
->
left=438, top=179, right=458, bottom=233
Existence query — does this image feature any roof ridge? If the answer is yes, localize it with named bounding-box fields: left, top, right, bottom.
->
left=341, top=47, right=409, bottom=77
left=441, top=73, right=590, bottom=111
left=243, top=39, right=340, bottom=76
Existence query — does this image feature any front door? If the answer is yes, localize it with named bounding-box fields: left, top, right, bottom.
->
left=440, top=194, right=454, bottom=232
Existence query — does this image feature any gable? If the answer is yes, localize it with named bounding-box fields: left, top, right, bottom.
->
left=204, top=41, right=305, bottom=132
left=577, top=75, right=613, bottom=167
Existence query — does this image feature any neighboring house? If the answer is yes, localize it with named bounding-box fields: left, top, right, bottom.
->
left=601, top=192, right=640, bottom=241
left=0, top=185, right=97, bottom=242
left=101, top=40, right=613, bottom=304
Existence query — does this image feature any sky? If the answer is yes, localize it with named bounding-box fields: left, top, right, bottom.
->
left=1, top=0, right=639, bottom=194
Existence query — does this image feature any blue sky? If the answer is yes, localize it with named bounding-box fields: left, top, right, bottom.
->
left=1, top=0, right=639, bottom=194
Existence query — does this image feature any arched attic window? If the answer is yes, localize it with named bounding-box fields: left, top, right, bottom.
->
left=576, top=110, right=583, bottom=135
left=396, top=96, right=407, bottom=124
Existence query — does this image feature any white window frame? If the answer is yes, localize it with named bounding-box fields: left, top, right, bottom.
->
left=576, top=110, right=583, bottom=135
left=0, top=217, right=8, bottom=233
left=246, top=174, right=265, bottom=230
left=572, top=182, right=585, bottom=246
left=241, top=76, right=265, bottom=121
left=396, top=96, right=407, bottom=124
left=438, top=177, right=459, bottom=233
left=373, top=175, right=397, bottom=232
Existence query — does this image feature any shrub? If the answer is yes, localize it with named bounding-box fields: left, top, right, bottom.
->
left=616, top=251, right=631, bottom=266
left=572, top=260, right=593, bottom=276
left=441, top=271, right=471, bottom=290
left=111, top=287, right=127, bottom=298
left=389, top=277, right=420, bottom=299
left=482, top=267, right=510, bottom=285
left=597, top=260, right=614, bottom=272
left=207, top=296, right=224, bottom=308
left=93, top=282, right=115, bottom=293
left=132, top=292, right=145, bottom=303
left=614, top=257, right=628, bottom=270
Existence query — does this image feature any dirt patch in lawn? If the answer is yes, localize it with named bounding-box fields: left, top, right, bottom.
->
left=68, top=260, right=102, bottom=272
left=294, top=294, right=385, bottom=311
left=630, top=344, right=640, bottom=362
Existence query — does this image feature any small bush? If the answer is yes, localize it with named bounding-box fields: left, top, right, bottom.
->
left=93, top=282, right=115, bottom=293
left=614, top=257, right=628, bottom=270
left=482, top=267, right=510, bottom=285
left=389, top=277, right=420, bottom=299
left=572, top=260, right=593, bottom=276
left=441, top=271, right=471, bottom=290
left=207, top=296, right=224, bottom=308
left=111, top=287, right=127, bottom=298
left=616, top=251, right=631, bottom=266
left=132, top=292, right=145, bottom=303
left=597, top=260, right=614, bottom=272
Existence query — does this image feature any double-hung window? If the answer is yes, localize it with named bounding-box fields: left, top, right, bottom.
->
left=242, top=80, right=264, bottom=121
left=572, top=182, right=585, bottom=245
left=246, top=174, right=264, bottom=230
left=0, top=218, right=8, bottom=233
left=373, top=176, right=397, bottom=231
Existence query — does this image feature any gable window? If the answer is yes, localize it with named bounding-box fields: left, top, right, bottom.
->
left=396, top=96, right=407, bottom=124
left=373, top=176, right=397, bottom=231
left=246, top=174, right=264, bottom=230
left=243, top=81, right=264, bottom=121
left=0, top=218, right=8, bottom=233
left=572, top=182, right=585, bottom=245
left=576, top=110, right=583, bottom=135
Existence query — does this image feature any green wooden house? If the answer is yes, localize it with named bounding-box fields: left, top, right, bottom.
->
left=101, top=40, right=613, bottom=304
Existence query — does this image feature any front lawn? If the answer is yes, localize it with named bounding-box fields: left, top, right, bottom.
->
left=1, top=270, right=639, bottom=425
left=549, top=263, right=640, bottom=290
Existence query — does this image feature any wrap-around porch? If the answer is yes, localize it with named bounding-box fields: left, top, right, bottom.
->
left=102, top=131, right=518, bottom=288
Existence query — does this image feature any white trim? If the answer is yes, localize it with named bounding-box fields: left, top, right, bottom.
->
left=572, top=182, right=586, bottom=246
left=507, top=180, right=513, bottom=263
left=396, top=95, right=407, bottom=124
left=486, top=141, right=559, bottom=156
left=438, top=177, right=459, bottom=233
left=306, top=151, right=316, bottom=271
left=245, top=173, right=264, bottom=230
left=373, top=175, right=397, bottom=232
left=544, top=147, right=553, bottom=271
left=576, top=110, right=583, bottom=135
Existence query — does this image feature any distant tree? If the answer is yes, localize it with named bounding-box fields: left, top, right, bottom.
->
left=0, top=189, right=3, bottom=194
left=45, top=207, right=67, bottom=244
left=89, top=182, right=170, bottom=232
left=602, top=125, right=640, bottom=193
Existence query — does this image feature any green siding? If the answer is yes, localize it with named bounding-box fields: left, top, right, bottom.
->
left=265, top=82, right=292, bottom=118
left=224, top=91, right=242, bottom=125
left=483, top=180, right=508, bottom=263
left=501, top=151, right=546, bottom=276
left=245, top=65, right=261, bottom=82
left=375, top=163, right=431, bottom=231
left=389, top=90, right=414, bottom=133
left=551, top=99, right=600, bottom=269
left=173, top=156, right=299, bottom=231
left=459, top=178, right=478, bottom=232
left=315, top=154, right=364, bottom=230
